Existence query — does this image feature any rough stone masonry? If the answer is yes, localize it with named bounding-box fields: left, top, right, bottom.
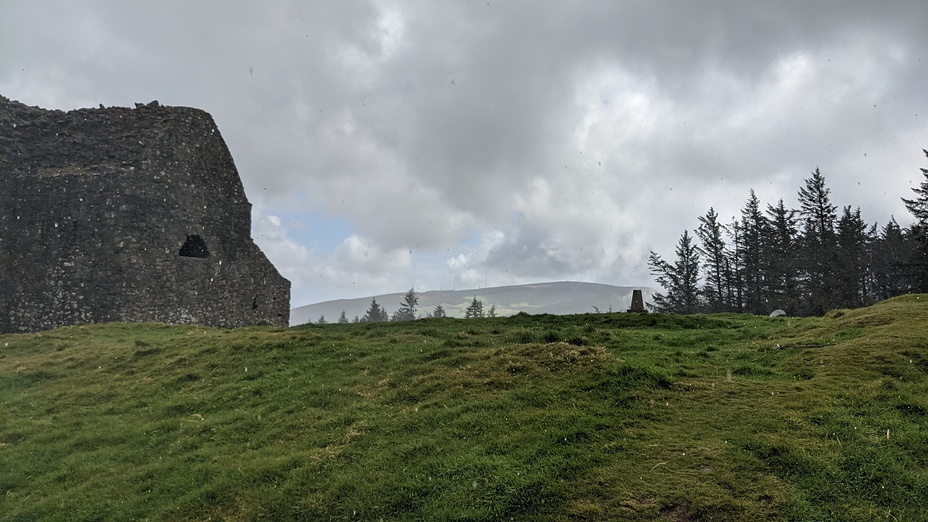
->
left=0, top=96, right=290, bottom=333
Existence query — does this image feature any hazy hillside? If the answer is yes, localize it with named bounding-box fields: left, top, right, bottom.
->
left=290, top=281, right=653, bottom=325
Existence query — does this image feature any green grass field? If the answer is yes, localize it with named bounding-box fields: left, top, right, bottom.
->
left=2, top=295, right=927, bottom=520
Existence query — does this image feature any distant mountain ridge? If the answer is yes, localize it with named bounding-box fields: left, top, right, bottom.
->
left=290, top=281, right=654, bottom=326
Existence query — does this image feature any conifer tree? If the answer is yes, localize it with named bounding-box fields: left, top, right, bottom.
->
left=766, top=199, right=800, bottom=313
left=649, top=230, right=701, bottom=313
left=696, top=207, right=733, bottom=312
left=738, top=190, right=772, bottom=315
left=872, top=218, right=912, bottom=299
left=393, top=288, right=418, bottom=322
left=727, top=217, right=745, bottom=312
left=432, top=305, right=446, bottom=318
left=363, top=297, right=385, bottom=322
left=338, top=310, right=349, bottom=323
left=901, top=149, right=928, bottom=224
left=464, top=296, right=484, bottom=318
left=835, top=206, right=873, bottom=308
left=902, top=149, right=928, bottom=291
left=798, top=168, right=838, bottom=315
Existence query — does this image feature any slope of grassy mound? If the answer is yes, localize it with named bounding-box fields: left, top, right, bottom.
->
left=2, top=296, right=926, bottom=520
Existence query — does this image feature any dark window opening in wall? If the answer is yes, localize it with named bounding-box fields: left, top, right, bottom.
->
left=179, top=235, right=210, bottom=258
left=252, top=297, right=258, bottom=310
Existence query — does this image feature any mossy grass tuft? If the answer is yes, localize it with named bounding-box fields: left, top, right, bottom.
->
left=2, top=295, right=927, bottom=519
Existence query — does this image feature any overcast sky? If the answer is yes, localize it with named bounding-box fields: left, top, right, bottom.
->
left=3, top=1, right=927, bottom=307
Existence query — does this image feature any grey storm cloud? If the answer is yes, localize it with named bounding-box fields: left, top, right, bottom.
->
left=3, top=1, right=927, bottom=305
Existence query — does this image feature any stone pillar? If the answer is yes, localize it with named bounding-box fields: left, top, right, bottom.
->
left=627, top=289, right=646, bottom=313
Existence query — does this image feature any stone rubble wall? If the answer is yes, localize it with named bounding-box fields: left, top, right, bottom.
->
left=0, top=96, right=290, bottom=333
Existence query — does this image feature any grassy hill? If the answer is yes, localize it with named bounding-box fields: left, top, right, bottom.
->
left=289, top=281, right=653, bottom=325
left=2, top=295, right=927, bottom=520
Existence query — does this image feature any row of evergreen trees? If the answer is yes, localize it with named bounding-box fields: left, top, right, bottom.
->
left=648, top=150, right=928, bottom=316
left=315, top=289, right=497, bottom=324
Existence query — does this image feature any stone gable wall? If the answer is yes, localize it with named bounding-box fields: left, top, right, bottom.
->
left=0, top=96, right=290, bottom=333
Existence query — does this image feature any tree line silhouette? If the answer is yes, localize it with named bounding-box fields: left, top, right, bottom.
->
left=315, top=289, right=498, bottom=324
left=649, top=150, right=928, bottom=316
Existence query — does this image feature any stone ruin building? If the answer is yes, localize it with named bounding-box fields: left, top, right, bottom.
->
left=0, top=96, right=290, bottom=333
